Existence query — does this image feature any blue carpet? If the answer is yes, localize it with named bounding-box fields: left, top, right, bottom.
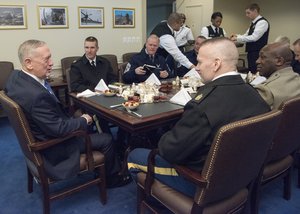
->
left=0, top=117, right=299, bottom=214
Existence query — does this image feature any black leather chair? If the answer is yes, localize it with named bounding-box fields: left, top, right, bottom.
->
left=61, top=56, right=80, bottom=81
left=252, top=96, right=300, bottom=213
left=136, top=110, right=282, bottom=214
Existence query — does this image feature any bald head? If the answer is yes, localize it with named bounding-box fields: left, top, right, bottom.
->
left=256, top=42, right=292, bottom=77
left=200, top=37, right=239, bottom=68
left=196, top=37, right=239, bottom=83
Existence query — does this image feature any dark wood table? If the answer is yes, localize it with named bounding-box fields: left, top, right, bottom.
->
left=69, top=93, right=184, bottom=133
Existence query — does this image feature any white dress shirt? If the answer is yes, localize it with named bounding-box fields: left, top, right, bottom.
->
left=159, top=24, right=193, bottom=69
left=236, top=15, right=269, bottom=43
left=175, top=25, right=194, bottom=47
left=200, top=25, right=227, bottom=39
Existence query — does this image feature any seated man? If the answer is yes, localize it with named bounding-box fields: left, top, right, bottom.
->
left=5, top=39, right=130, bottom=187
left=122, top=34, right=171, bottom=84
left=70, top=36, right=117, bottom=92
left=254, top=42, right=300, bottom=109
left=292, top=38, right=300, bottom=74
left=127, top=38, right=270, bottom=197
left=176, top=35, right=206, bottom=77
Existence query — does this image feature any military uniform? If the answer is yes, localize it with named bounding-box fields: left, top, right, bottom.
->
left=128, top=74, right=270, bottom=196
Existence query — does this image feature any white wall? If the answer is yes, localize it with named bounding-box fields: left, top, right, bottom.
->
left=0, top=0, right=146, bottom=71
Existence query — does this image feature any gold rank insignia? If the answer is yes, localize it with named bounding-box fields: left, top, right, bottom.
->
left=195, top=94, right=203, bottom=100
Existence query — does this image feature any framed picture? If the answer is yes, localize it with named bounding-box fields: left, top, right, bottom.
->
left=0, top=5, right=27, bottom=29
left=113, top=8, right=135, bottom=28
left=78, top=7, right=104, bottom=28
left=38, top=6, right=68, bottom=29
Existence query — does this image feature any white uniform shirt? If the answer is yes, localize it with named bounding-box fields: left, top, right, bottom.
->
left=175, top=25, right=194, bottom=47
left=236, top=15, right=269, bottom=43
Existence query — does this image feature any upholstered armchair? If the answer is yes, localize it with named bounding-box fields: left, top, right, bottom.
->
left=136, top=110, right=282, bottom=214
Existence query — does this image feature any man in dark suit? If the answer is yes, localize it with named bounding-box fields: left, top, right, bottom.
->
left=5, top=40, right=130, bottom=187
left=176, top=35, right=206, bottom=77
left=128, top=38, right=270, bottom=197
left=122, top=34, right=171, bottom=84
left=70, top=36, right=117, bottom=92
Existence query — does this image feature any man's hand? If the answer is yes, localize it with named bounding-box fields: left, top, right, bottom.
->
left=81, top=114, right=93, bottom=125
left=230, top=34, right=237, bottom=41
left=135, top=66, right=146, bottom=75
left=159, top=70, right=169, bottom=78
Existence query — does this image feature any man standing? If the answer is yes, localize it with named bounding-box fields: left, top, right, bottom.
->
left=5, top=40, right=130, bottom=187
left=128, top=38, right=270, bottom=197
left=231, top=3, right=269, bottom=74
left=70, top=36, right=117, bottom=92
left=122, top=34, right=170, bottom=84
left=150, top=12, right=194, bottom=73
left=255, top=42, right=300, bottom=109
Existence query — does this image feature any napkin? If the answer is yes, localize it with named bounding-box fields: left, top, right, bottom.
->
left=95, top=79, right=109, bottom=91
left=76, top=89, right=96, bottom=98
left=184, top=68, right=201, bottom=79
left=145, top=73, right=161, bottom=85
left=250, top=76, right=266, bottom=85
left=169, top=88, right=192, bottom=106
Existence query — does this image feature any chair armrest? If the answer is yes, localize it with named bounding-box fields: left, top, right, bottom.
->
left=144, top=148, right=159, bottom=196
left=29, top=130, right=94, bottom=171
left=174, top=165, right=207, bottom=188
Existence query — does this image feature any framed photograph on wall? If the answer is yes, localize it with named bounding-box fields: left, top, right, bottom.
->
left=78, top=7, right=104, bottom=28
left=113, top=8, right=135, bottom=28
left=38, top=6, right=68, bottom=29
left=0, top=5, right=27, bottom=29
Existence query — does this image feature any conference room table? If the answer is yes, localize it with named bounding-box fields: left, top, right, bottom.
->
left=69, top=91, right=184, bottom=134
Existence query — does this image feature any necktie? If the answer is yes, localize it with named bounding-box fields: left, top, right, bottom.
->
left=44, top=81, right=59, bottom=102
left=44, top=81, right=54, bottom=95
left=91, top=60, right=96, bottom=67
left=149, top=55, right=154, bottom=63
left=215, top=27, right=219, bottom=35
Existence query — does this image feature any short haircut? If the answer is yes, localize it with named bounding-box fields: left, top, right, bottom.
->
left=211, top=12, right=223, bottom=20
left=274, top=36, right=290, bottom=44
left=147, top=34, right=160, bottom=43
left=246, top=3, right=260, bottom=13
left=293, top=38, right=300, bottom=46
left=18, top=39, right=46, bottom=64
left=85, top=36, right=98, bottom=47
left=167, top=12, right=182, bottom=25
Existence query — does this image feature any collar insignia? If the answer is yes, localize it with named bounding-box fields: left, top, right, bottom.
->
left=195, top=94, right=203, bottom=101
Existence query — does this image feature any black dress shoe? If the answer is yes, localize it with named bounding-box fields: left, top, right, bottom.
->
left=106, top=174, right=132, bottom=188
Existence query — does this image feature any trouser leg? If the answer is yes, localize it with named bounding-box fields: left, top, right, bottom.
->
left=80, top=133, right=121, bottom=177
left=127, top=148, right=196, bottom=197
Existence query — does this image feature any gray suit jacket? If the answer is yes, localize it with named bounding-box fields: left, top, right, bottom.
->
left=255, top=67, right=300, bottom=109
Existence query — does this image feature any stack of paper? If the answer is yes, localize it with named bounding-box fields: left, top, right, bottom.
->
left=95, top=79, right=109, bottom=92
left=76, top=89, right=96, bottom=98
left=169, top=88, right=192, bottom=106
left=145, top=73, right=161, bottom=85
left=184, top=68, right=201, bottom=79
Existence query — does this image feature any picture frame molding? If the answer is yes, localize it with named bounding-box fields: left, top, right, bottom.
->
left=78, top=6, right=104, bottom=28
left=0, top=4, right=27, bottom=30
left=112, top=7, right=135, bottom=28
left=37, top=5, right=68, bottom=29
